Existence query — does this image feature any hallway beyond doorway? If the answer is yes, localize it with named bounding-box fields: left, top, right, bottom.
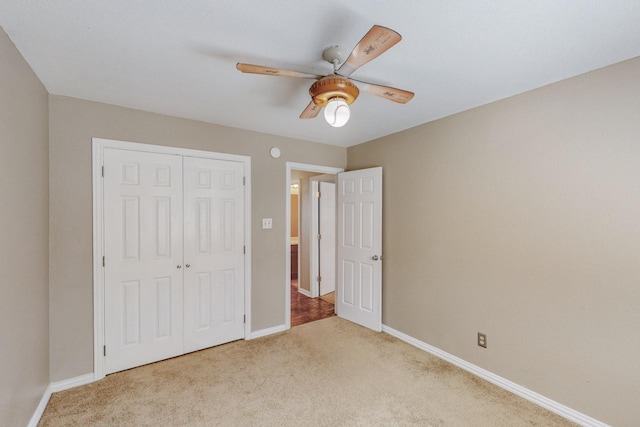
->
left=290, top=280, right=335, bottom=327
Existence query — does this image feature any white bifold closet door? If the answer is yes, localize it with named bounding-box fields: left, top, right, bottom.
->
left=103, top=149, right=244, bottom=374
left=182, top=156, right=245, bottom=353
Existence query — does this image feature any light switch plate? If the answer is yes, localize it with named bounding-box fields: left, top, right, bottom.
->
left=262, top=218, right=273, bottom=229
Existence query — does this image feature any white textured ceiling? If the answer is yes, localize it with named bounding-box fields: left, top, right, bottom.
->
left=2, top=1, right=640, bottom=147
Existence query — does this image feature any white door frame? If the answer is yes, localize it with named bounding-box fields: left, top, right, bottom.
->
left=285, top=162, right=343, bottom=329
left=92, top=137, right=252, bottom=380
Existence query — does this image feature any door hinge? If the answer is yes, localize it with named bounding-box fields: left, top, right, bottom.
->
left=103, top=345, right=106, bottom=356
left=317, top=276, right=322, bottom=282
left=317, top=234, right=321, bottom=240
left=102, top=256, right=105, bottom=267
left=243, top=314, right=246, bottom=324
left=243, top=245, right=246, bottom=255
left=243, top=176, right=246, bottom=186
left=316, top=191, right=321, bottom=198
left=101, top=166, right=104, bottom=177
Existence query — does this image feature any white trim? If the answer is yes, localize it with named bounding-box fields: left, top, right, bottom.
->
left=243, top=158, right=252, bottom=347
left=49, top=373, right=96, bottom=393
left=382, top=324, right=610, bottom=427
left=28, top=374, right=96, bottom=427
left=27, top=388, right=51, bottom=427
left=92, top=140, right=105, bottom=379
left=248, top=324, right=287, bottom=340
left=285, top=162, right=343, bottom=330
left=92, top=137, right=251, bottom=379
left=297, top=287, right=312, bottom=298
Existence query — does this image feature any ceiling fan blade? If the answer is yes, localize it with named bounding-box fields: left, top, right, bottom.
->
left=236, top=63, right=322, bottom=79
left=353, top=80, right=414, bottom=104
left=336, top=25, right=402, bottom=77
left=300, top=101, right=322, bottom=119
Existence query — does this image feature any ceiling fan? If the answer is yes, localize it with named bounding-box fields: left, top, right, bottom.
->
left=236, top=25, right=414, bottom=127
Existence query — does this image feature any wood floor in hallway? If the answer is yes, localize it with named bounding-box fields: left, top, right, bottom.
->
left=290, top=280, right=335, bottom=327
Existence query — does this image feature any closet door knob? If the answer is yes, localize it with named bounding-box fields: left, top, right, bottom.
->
left=177, top=265, right=182, bottom=269
left=185, top=264, right=191, bottom=268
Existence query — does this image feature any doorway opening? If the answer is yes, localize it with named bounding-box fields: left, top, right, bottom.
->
left=285, top=163, right=343, bottom=329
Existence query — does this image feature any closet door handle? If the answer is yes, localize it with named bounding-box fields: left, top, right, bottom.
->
left=177, top=265, right=182, bottom=269
left=185, top=264, right=191, bottom=268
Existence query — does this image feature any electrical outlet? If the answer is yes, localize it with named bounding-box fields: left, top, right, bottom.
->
left=262, top=218, right=273, bottom=229
left=477, top=332, right=487, bottom=348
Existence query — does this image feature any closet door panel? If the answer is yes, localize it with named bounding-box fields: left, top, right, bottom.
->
left=103, top=148, right=184, bottom=374
left=183, top=157, right=245, bottom=352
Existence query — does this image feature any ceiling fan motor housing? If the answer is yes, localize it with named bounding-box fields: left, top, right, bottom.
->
left=310, top=75, right=359, bottom=107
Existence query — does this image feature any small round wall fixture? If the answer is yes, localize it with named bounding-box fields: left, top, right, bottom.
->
left=269, top=147, right=281, bottom=158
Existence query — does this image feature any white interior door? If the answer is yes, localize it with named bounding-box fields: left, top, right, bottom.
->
left=319, top=181, right=336, bottom=296
left=336, top=167, right=382, bottom=332
left=183, top=156, right=245, bottom=353
left=104, top=148, right=184, bottom=374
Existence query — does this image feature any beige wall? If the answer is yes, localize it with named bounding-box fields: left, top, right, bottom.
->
left=49, top=95, right=346, bottom=381
left=347, top=57, right=640, bottom=426
left=0, top=27, right=50, bottom=426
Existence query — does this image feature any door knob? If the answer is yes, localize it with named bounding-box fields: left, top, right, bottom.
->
left=177, top=265, right=182, bottom=269
left=185, top=264, right=191, bottom=268
left=372, top=255, right=379, bottom=261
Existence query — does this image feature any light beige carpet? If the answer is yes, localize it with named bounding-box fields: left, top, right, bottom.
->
left=39, top=317, right=577, bottom=426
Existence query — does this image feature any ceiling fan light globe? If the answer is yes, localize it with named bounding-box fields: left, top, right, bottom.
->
left=324, top=98, right=350, bottom=127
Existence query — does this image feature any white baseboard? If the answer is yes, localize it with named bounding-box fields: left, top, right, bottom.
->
left=48, top=373, right=95, bottom=393
left=248, top=324, right=287, bottom=340
left=27, top=387, right=51, bottom=427
left=28, top=373, right=96, bottom=427
left=382, top=325, right=609, bottom=427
